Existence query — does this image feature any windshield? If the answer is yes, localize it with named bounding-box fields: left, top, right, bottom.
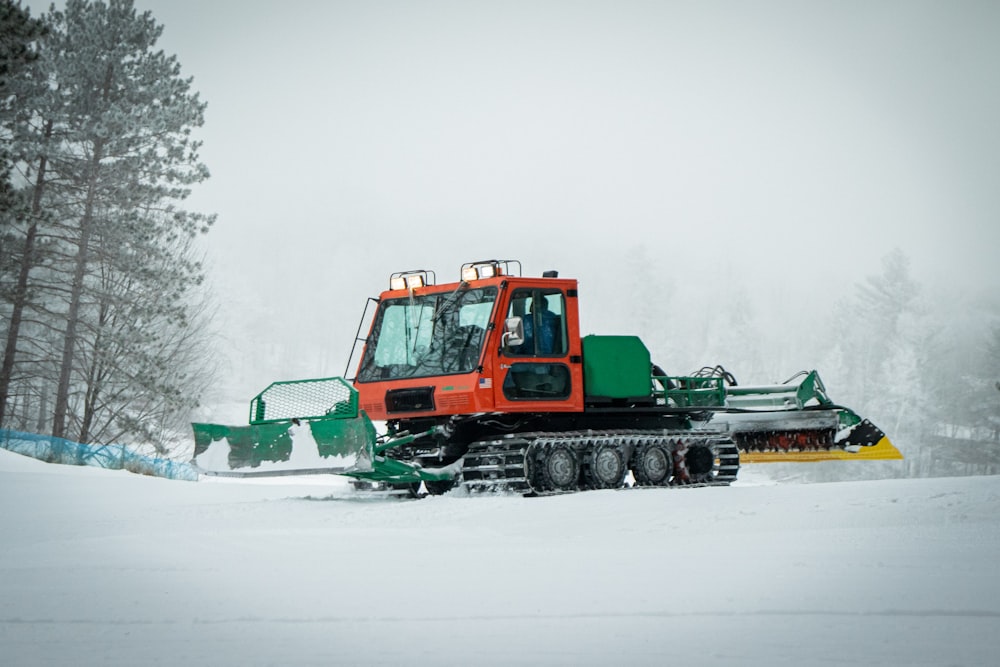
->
left=357, top=286, right=498, bottom=382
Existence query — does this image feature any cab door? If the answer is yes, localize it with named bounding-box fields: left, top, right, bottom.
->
left=493, top=286, right=584, bottom=413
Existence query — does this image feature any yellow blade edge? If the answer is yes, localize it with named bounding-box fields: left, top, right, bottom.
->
left=740, top=436, right=903, bottom=463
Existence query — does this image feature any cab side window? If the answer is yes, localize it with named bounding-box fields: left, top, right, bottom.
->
left=506, top=289, right=566, bottom=357
left=502, top=362, right=571, bottom=400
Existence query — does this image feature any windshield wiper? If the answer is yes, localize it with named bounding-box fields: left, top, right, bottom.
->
left=431, top=280, right=469, bottom=322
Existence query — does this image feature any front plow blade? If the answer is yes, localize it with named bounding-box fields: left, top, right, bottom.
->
left=191, top=377, right=377, bottom=477
left=192, top=416, right=377, bottom=477
left=191, top=377, right=460, bottom=486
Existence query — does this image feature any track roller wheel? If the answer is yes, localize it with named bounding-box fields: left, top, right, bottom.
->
left=632, top=442, right=673, bottom=486
left=539, top=443, right=580, bottom=492
left=685, top=444, right=715, bottom=478
left=585, top=443, right=627, bottom=489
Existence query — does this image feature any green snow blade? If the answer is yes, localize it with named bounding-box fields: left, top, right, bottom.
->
left=191, top=412, right=377, bottom=474
left=190, top=376, right=458, bottom=484
left=192, top=376, right=376, bottom=474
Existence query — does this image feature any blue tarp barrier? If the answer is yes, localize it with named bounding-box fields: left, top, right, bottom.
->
left=0, top=429, right=198, bottom=481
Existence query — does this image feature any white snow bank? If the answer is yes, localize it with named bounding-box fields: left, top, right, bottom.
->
left=1, top=448, right=999, bottom=666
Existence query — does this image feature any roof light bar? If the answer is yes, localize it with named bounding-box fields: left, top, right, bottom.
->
left=460, top=259, right=522, bottom=282
left=388, top=269, right=435, bottom=291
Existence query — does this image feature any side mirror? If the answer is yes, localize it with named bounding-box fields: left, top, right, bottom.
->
left=502, top=316, right=524, bottom=348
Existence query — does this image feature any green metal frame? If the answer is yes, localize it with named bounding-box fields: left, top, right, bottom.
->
left=725, top=370, right=832, bottom=410
left=652, top=375, right=727, bottom=408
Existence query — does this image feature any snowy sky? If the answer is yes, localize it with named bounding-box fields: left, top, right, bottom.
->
left=25, top=0, right=1000, bottom=395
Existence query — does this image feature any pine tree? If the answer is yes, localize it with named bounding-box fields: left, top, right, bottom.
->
left=854, top=249, right=920, bottom=401
left=1, top=0, right=215, bottom=448
left=827, top=249, right=927, bottom=443
left=0, top=1, right=46, bottom=115
left=978, top=324, right=1000, bottom=441
left=33, top=0, right=211, bottom=439
left=0, top=0, right=48, bottom=428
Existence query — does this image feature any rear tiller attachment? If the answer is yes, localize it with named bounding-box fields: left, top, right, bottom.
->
left=709, top=370, right=902, bottom=462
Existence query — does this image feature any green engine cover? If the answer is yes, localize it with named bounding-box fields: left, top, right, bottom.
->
left=582, top=335, right=651, bottom=399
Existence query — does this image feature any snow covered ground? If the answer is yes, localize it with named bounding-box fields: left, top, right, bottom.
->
left=2, top=449, right=999, bottom=666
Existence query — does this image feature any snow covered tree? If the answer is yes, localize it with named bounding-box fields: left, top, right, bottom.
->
left=0, top=0, right=215, bottom=449
left=0, top=1, right=46, bottom=124
left=974, top=323, right=1000, bottom=441
left=41, top=0, right=208, bottom=444
left=893, top=284, right=1000, bottom=446
left=853, top=249, right=920, bottom=400
left=825, top=249, right=929, bottom=444
left=622, top=243, right=679, bottom=367
left=0, top=0, right=48, bottom=428
left=42, top=0, right=213, bottom=439
left=695, top=282, right=766, bottom=382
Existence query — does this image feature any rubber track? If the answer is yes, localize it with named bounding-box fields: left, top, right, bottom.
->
left=461, top=430, right=739, bottom=497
